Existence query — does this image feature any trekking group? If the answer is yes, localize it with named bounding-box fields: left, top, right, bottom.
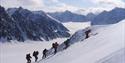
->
left=26, top=42, right=60, bottom=63
left=26, top=28, right=91, bottom=63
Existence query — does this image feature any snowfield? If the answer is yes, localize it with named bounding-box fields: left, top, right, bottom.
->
left=0, top=21, right=125, bottom=63
left=97, top=48, right=125, bottom=63
left=38, top=20, right=125, bottom=63
left=0, top=38, right=67, bottom=63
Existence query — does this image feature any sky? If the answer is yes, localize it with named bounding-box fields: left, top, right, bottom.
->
left=0, top=0, right=125, bottom=12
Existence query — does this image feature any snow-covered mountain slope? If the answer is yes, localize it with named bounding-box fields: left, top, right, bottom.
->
left=38, top=20, right=125, bottom=63
left=97, top=48, right=125, bottom=63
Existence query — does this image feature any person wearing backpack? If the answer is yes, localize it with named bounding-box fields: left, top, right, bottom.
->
left=42, top=49, right=48, bottom=59
left=33, top=51, right=39, bottom=62
left=52, top=42, right=59, bottom=54
left=26, top=53, right=32, bottom=63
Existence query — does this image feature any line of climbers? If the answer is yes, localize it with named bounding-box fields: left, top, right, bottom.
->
left=26, top=51, right=39, bottom=63
left=42, top=42, right=59, bottom=59
left=26, top=28, right=91, bottom=63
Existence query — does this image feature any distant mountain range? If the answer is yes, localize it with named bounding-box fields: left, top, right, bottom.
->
left=91, top=7, right=125, bottom=25
left=48, top=7, right=125, bottom=25
left=48, top=10, right=87, bottom=22
left=0, top=6, right=70, bottom=42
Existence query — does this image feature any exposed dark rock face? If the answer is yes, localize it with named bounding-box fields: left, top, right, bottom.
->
left=0, top=6, right=70, bottom=42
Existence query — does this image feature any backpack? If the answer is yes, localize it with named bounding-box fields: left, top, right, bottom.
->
left=36, top=51, right=39, bottom=55
left=33, top=51, right=36, bottom=56
left=26, top=54, right=30, bottom=59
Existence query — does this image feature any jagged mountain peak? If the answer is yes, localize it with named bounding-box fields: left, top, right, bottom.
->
left=7, top=7, right=32, bottom=18
left=0, top=6, right=70, bottom=42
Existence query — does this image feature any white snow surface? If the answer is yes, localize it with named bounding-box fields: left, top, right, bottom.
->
left=97, top=48, right=125, bottom=63
left=0, top=38, right=67, bottom=63
left=38, top=20, right=125, bottom=63
left=0, top=20, right=125, bottom=63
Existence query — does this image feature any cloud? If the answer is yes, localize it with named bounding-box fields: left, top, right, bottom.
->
left=0, top=0, right=79, bottom=12
left=92, top=0, right=125, bottom=8
left=51, top=4, right=80, bottom=12
left=0, top=0, right=45, bottom=10
left=0, top=0, right=125, bottom=12
left=42, top=0, right=80, bottom=12
left=1, top=0, right=21, bottom=7
left=51, top=0, right=59, bottom=3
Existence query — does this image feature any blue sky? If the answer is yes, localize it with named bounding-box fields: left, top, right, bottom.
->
left=1, top=0, right=125, bottom=12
